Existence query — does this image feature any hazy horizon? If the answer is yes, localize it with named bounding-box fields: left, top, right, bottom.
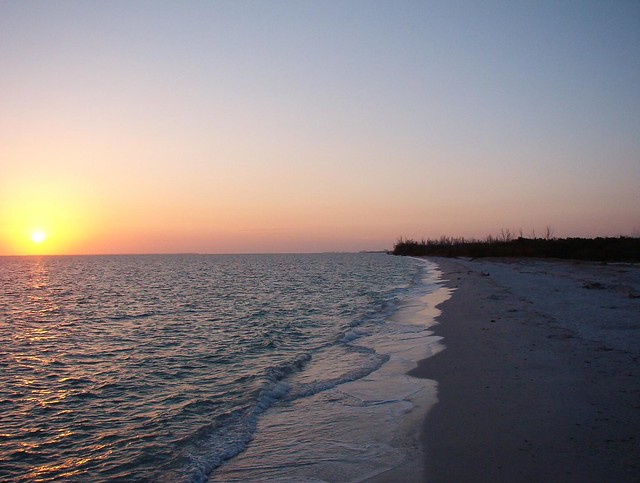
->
left=2, top=1, right=639, bottom=256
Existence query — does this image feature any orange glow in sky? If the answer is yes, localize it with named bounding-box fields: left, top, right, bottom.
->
left=1, top=2, right=638, bottom=255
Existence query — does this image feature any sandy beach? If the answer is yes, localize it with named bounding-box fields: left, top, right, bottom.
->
left=408, top=257, right=640, bottom=482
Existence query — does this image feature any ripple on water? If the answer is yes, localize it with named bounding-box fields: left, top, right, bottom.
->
left=0, top=253, right=429, bottom=481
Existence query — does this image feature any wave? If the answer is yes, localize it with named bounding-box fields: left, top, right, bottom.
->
left=1, top=253, right=429, bottom=481
left=155, top=351, right=313, bottom=482
left=157, top=334, right=393, bottom=482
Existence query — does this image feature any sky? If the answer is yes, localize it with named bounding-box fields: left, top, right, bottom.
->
left=1, top=0, right=639, bottom=255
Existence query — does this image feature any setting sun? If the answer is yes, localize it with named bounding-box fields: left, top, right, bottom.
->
left=31, top=231, right=47, bottom=244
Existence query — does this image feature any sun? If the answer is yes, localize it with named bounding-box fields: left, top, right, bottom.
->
left=31, top=231, right=47, bottom=244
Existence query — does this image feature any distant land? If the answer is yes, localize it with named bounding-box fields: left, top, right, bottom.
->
left=393, top=236, right=640, bottom=262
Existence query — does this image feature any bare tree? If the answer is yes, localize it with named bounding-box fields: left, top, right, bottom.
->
left=500, top=228, right=513, bottom=242
left=545, top=226, right=554, bottom=240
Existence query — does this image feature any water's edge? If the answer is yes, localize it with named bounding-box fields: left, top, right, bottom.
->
left=209, top=259, right=453, bottom=482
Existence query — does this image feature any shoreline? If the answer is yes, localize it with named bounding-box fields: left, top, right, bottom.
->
left=210, top=258, right=449, bottom=482
left=410, top=257, right=640, bottom=482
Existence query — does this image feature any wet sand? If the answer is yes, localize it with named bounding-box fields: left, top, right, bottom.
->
left=409, top=257, right=640, bottom=482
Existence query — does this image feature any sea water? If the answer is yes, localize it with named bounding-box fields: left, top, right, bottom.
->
left=0, top=253, right=446, bottom=481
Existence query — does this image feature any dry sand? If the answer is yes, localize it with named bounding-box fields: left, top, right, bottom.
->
left=407, top=257, right=640, bottom=482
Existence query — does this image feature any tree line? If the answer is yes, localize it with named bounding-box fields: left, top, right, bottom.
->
left=392, top=235, right=640, bottom=262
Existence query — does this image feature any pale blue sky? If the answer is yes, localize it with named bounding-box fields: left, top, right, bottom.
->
left=1, top=1, right=639, bottom=254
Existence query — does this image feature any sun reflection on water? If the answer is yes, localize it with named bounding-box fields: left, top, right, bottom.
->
left=0, top=253, right=424, bottom=480
left=25, top=456, right=93, bottom=481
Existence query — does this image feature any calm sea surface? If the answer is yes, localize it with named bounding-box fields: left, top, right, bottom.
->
left=0, top=253, right=438, bottom=481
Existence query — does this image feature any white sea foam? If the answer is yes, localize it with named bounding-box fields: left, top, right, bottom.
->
left=0, top=253, right=431, bottom=482
left=341, top=327, right=369, bottom=343
left=209, top=259, right=452, bottom=482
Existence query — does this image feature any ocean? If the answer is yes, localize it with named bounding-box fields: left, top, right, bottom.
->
left=0, top=253, right=446, bottom=481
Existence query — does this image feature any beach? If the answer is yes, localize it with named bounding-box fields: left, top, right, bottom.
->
left=408, top=257, right=640, bottom=482
left=4, top=254, right=638, bottom=481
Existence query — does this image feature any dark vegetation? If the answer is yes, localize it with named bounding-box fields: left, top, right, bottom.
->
left=393, top=232, right=640, bottom=262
